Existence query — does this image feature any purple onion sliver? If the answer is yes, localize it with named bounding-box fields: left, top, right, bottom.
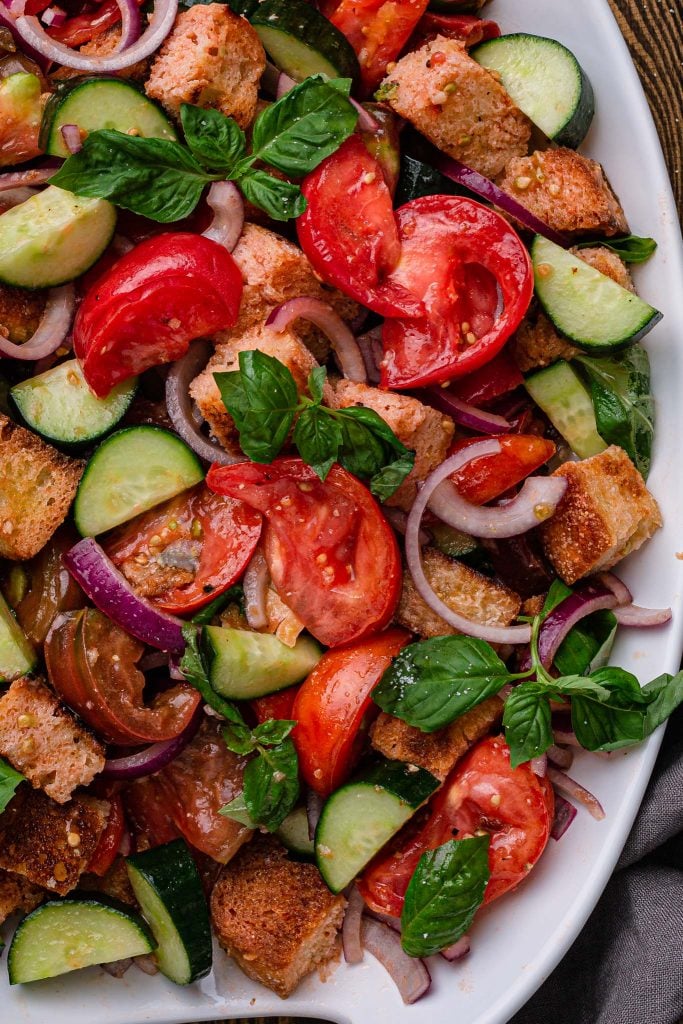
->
left=546, top=743, right=573, bottom=770
left=202, top=180, right=244, bottom=253
left=306, top=789, right=323, bottom=841
left=612, top=604, right=672, bottom=627
left=421, top=387, right=511, bottom=434
left=550, top=794, right=577, bottom=841
left=547, top=767, right=605, bottom=821
left=519, top=583, right=619, bottom=673
left=595, top=571, right=632, bottom=607
left=342, top=886, right=365, bottom=965
left=102, top=704, right=202, bottom=780
left=440, top=935, right=471, bottom=962
left=266, top=297, right=367, bottom=383
left=361, top=918, right=431, bottom=1005
left=60, top=123, right=82, bottom=154
left=0, top=284, right=74, bottom=361
left=530, top=754, right=547, bottom=778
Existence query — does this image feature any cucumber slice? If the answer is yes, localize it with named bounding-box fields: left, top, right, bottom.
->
left=41, top=77, right=177, bottom=159
left=315, top=761, right=439, bottom=893
left=7, top=896, right=155, bottom=984
left=126, top=839, right=212, bottom=985
left=11, top=360, right=137, bottom=447
left=276, top=805, right=314, bottom=858
left=251, top=0, right=360, bottom=81
left=473, top=34, right=594, bottom=148
left=202, top=625, right=321, bottom=699
left=0, top=186, right=116, bottom=290
left=394, top=154, right=471, bottom=207
left=525, top=360, right=607, bottom=458
left=0, top=591, right=36, bottom=683
left=74, top=426, right=203, bottom=537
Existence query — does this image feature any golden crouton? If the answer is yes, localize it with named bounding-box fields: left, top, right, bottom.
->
left=0, top=415, right=84, bottom=561
left=0, top=789, right=109, bottom=895
left=0, top=283, right=46, bottom=344
left=397, top=546, right=521, bottom=638
left=541, top=445, right=662, bottom=584
left=329, top=380, right=454, bottom=511
left=211, top=836, right=346, bottom=999
left=380, top=36, right=531, bottom=180
left=498, top=149, right=628, bottom=237
left=51, top=27, right=150, bottom=82
left=80, top=857, right=138, bottom=907
left=0, top=677, right=105, bottom=804
left=370, top=696, right=503, bottom=781
left=0, top=869, right=43, bottom=925
left=145, top=4, right=265, bottom=127
left=569, top=246, right=635, bottom=292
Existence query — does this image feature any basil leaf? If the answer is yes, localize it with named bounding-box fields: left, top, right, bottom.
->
left=219, top=792, right=256, bottom=828
left=400, top=837, right=490, bottom=958
left=180, top=103, right=246, bottom=172
left=50, top=130, right=214, bottom=222
left=293, top=405, right=342, bottom=481
left=554, top=610, right=617, bottom=676
left=370, top=451, right=416, bottom=503
left=222, top=722, right=257, bottom=755
left=238, top=170, right=307, bottom=222
left=502, top=683, right=553, bottom=767
left=180, top=623, right=248, bottom=724
left=308, top=366, right=327, bottom=405
left=541, top=579, right=573, bottom=617
left=571, top=696, right=645, bottom=751
left=335, top=405, right=415, bottom=500
left=0, top=757, right=24, bottom=815
left=214, top=350, right=299, bottom=462
left=642, top=671, right=683, bottom=736
left=243, top=737, right=300, bottom=831
left=576, top=346, right=654, bottom=478
left=589, top=666, right=652, bottom=704
left=574, top=235, right=657, bottom=264
left=373, top=635, right=514, bottom=733
left=252, top=718, right=297, bottom=747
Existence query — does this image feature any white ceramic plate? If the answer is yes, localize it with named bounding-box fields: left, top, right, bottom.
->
left=4, top=1, right=683, bottom=1022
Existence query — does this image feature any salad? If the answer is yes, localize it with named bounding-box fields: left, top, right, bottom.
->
left=0, top=0, right=681, bottom=1008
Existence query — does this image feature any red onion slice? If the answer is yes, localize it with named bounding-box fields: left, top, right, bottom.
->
left=361, top=918, right=431, bottom=1005
left=40, top=4, right=66, bottom=26
left=0, top=186, right=37, bottom=208
left=550, top=793, right=577, bottom=840
left=547, top=767, right=605, bottom=821
left=266, top=298, right=367, bottom=383
left=243, top=548, right=269, bottom=630
left=421, top=387, right=511, bottom=434
left=0, top=166, right=56, bottom=191
left=518, top=582, right=619, bottom=673
left=440, top=935, right=471, bottom=962
left=112, top=0, right=141, bottom=52
left=530, top=754, right=547, bottom=777
left=342, top=886, right=365, bottom=965
left=613, top=604, right=672, bottom=627
left=60, top=123, right=82, bottom=155
left=0, top=3, right=50, bottom=68
left=306, top=789, right=323, bottom=841
left=0, top=284, right=74, bottom=361
left=102, top=705, right=202, bottom=780
left=356, top=327, right=383, bottom=384
left=202, top=181, right=244, bottom=253
left=64, top=538, right=185, bottom=652
left=596, top=571, right=632, bottom=607
left=546, top=743, right=573, bottom=770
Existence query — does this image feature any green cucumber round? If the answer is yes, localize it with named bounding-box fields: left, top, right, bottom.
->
left=251, top=0, right=360, bottom=82
left=276, top=805, right=314, bottom=858
left=202, top=625, right=321, bottom=699
left=524, top=359, right=607, bottom=459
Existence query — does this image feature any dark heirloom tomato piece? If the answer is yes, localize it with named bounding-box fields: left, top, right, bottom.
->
left=411, top=12, right=501, bottom=48
left=207, top=458, right=402, bottom=648
left=123, top=775, right=182, bottom=851
left=359, top=736, right=555, bottom=917
left=293, top=628, right=410, bottom=796
left=44, top=609, right=201, bottom=746
left=450, top=434, right=556, bottom=505
left=104, top=485, right=262, bottom=615
left=15, top=526, right=83, bottom=646
left=327, top=0, right=430, bottom=93
left=86, top=793, right=126, bottom=877
left=448, top=348, right=524, bottom=407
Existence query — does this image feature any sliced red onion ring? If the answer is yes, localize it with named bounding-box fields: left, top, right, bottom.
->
left=275, top=69, right=295, bottom=99
left=306, top=789, right=323, bottom=841
left=64, top=538, right=185, bottom=652
left=434, top=153, right=571, bottom=249
left=0, top=284, right=74, bottom=361
left=273, top=69, right=380, bottom=132
left=41, top=4, right=66, bottom=27
left=519, top=582, right=619, bottom=673
left=117, top=830, right=132, bottom=857
left=550, top=793, right=577, bottom=840
left=266, top=298, right=367, bottom=383
left=113, top=0, right=141, bottom=52
left=102, top=705, right=202, bottom=780
left=356, top=327, right=383, bottom=384
left=421, top=387, right=511, bottom=434
left=202, top=181, right=244, bottom=253
left=553, top=728, right=582, bottom=749
left=613, top=604, right=672, bottom=627
left=382, top=506, right=430, bottom=547
left=0, top=166, right=56, bottom=191
left=596, top=571, right=632, bottom=607
left=60, top=123, right=82, bottom=155
left=440, top=935, right=471, bottom=962
left=342, top=886, right=365, bottom=965
left=530, top=754, right=547, bottom=777
left=0, top=186, right=37, bottom=208
left=547, top=767, right=605, bottom=821
left=547, top=743, right=573, bottom=770
left=243, top=548, right=268, bottom=630
left=361, top=918, right=431, bottom=1004
left=0, top=3, right=50, bottom=68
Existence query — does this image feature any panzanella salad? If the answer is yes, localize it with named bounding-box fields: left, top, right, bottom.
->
left=0, top=0, right=679, bottom=1006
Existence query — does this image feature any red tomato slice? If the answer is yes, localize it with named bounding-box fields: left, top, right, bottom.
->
left=359, top=736, right=554, bottom=916
left=104, top=484, right=262, bottom=615
left=207, top=458, right=401, bottom=648
left=449, top=348, right=523, bottom=407
left=74, top=233, right=242, bottom=397
left=328, top=0, right=430, bottom=93
left=250, top=686, right=300, bottom=725
left=297, top=136, right=424, bottom=319
left=293, top=628, right=410, bottom=796
left=411, top=12, right=500, bottom=48
left=87, top=794, right=126, bottom=877
left=123, top=776, right=182, bottom=851
left=48, top=0, right=144, bottom=47
left=451, top=434, right=556, bottom=505
left=381, top=196, right=533, bottom=389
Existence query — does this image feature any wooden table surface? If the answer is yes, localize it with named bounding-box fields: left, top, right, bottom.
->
left=194, top=2, right=682, bottom=1022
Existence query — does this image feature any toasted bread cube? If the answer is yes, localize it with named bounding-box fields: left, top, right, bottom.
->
left=211, top=837, right=345, bottom=998
left=380, top=36, right=531, bottom=180
left=80, top=857, right=138, bottom=907
left=145, top=4, right=265, bottom=127
left=0, top=677, right=105, bottom=804
left=0, top=415, right=83, bottom=561
left=0, top=283, right=46, bottom=343
left=0, top=789, right=109, bottom=895
left=0, top=869, right=43, bottom=925
left=498, top=149, right=628, bottom=237
left=328, top=380, right=454, bottom=511
left=52, top=27, right=150, bottom=81
left=540, top=445, right=662, bottom=583
left=370, top=696, right=503, bottom=781
left=397, top=547, right=521, bottom=638
left=568, top=246, right=635, bottom=291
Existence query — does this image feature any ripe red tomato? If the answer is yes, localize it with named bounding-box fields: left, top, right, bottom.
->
left=381, top=196, right=533, bottom=389
left=250, top=686, right=300, bottom=725
left=123, top=776, right=182, bottom=851
left=87, top=794, right=126, bottom=877
left=104, top=485, right=262, bottom=615
left=451, top=434, right=556, bottom=505
left=293, top=628, right=410, bottom=796
left=48, top=0, right=144, bottom=48
left=448, top=348, right=523, bottom=407
left=207, top=458, right=402, bottom=648
left=359, top=736, right=554, bottom=916
left=327, top=0, right=430, bottom=93
left=74, top=233, right=242, bottom=397
left=411, top=12, right=500, bottom=48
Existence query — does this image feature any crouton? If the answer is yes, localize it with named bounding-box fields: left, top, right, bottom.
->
left=0, top=677, right=105, bottom=804
left=145, top=4, right=265, bottom=127
left=0, top=283, right=46, bottom=343
left=0, top=415, right=83, bottom=561
left=211, top=836, right=345, bottom=998
left=379, top=36, right=531, bottom=180
left=498, top=149, right=628, bottom=237
left=568, top=245, right=635, bottom=292
left=0, top=789, right=109, bottom=895
left=397, top=546, right=521, bottom=638
left=80, top=857, right=137, bottom=907
left=0, top=869, right=43, bottom=925
left=370, top=696, right=503, bottom=780
left=51, top=27, right=150, bottom=82
left=328, top=380, right=455, bottom=511
left=540, top=445, right=662, bottom=584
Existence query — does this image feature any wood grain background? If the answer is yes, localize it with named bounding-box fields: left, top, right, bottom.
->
left=193, top=2, right=682, bottom=1022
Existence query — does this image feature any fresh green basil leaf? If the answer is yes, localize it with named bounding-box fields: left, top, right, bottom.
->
left=308, top=366, right=327, bottom=405
left=554, top=610, right=618, bottom=676
left=574, top=235, right=657, bottom=264
left=180, top=103, right=247, bottom=172
left=252, top=718, right=297, bottom=747
left=50, top=130, right=214, bottom=222
left=238, top=169, right=307, bottom=221
left=180, top=623, right=248, bottom=724
left=400, top=836, right=490, bottom=958
left=373, top=635, right=514, bottom=733
left=243, top=738, right=300, bottom=831
left=502, top=683, right=553, bottom=767
left=642, top=671, right=683, bottom=736
left=325, top=78, right=353, bottom=96
left=219, top=792, right=256, bottom=828
left=550, top=675, right=611, bottom=701
left=541, top=579, right=573, bottom=617
left=571, top=696, right=645, bottom=751
left=215, top=350, right=299, bottom=462
left=293, top=405, right=342, bottom=481
left=335, top=405, right=415, bottom=500
left=191, top=585, right=244, bottom=625
left=0, top=757, right=24, bottom=815
left=589, top=666, right=651, bottom=704
left=370, top=451, right=416, bottom=502
left=222, top=722, right=257, bottom=755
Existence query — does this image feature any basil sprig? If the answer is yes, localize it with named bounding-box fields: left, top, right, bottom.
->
left=215, top=350, right=415, bottom=500
left=0, top=757, right=24, bottom=815
left=50, top=76, right=358, bottom=223
left=573, top=234, right=657, bottom=264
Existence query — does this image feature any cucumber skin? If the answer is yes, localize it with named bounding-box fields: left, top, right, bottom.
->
left=250, top=0, right=360, bottom=82
left=202, top=626, right=321, bottom=700
left=0, top=590, right=37, bottom=682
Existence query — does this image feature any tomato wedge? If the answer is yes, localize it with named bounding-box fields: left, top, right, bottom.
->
left=250, top=686, right=301, bottom=725
left=297, top=135, right=423, bottom=319
left=48, top=0, right=144, bottom=46
left=359, top=736, right=554, bottom=917
left=448, top=348, right=524, bottom=407
left=452, top=434, right=556, bottom=505
left=87, top=794, right=126, bottom=877
left=327, top=0, right=430, bottom=93
left=207, top=458, right=401, bottom=648
left=293, top=628, right=410, bottom=796
left=74, top=233, right=242, bottom=397
left=104, top=484, right=262, bottom=615
left=381, top=196, right=533, bottom=389
left=123, top=776, right=182, bottom=851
